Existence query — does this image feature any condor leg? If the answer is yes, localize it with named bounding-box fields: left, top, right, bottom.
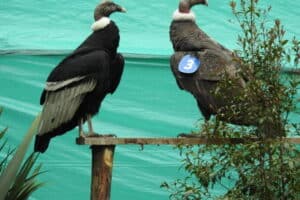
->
left=87, top=114, right=94, bottom=135
left=79, top=118, right=85, bottom=137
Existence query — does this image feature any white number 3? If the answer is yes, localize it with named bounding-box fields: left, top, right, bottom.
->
left=184, top=59, right=194, bottom=70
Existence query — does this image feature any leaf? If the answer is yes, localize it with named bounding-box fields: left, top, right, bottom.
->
left=0, top=114, right=41, bottom=200
left=5, top=153, right=45, bottom=200
left=281, top=40, right=288, bottom=46
left=0, top=127, right=8, bottom=139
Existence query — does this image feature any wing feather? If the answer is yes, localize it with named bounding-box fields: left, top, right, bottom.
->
left=170, top=51, right=247, bottom=119
left=38, top=80, right=97, bottom=135
left=45, top=76, right=86, bottom=91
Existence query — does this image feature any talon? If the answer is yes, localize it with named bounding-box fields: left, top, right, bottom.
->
left=177, top=133, right=191, bottom=137
left=107, top=134, right=117, bottom=138
left=80, top=132, right=86, bottom=138
left=79, top=119, right=85, bottom=138
left=85, top=133, right=99, bottom=137
left=177, top=133, right=204, bottom=138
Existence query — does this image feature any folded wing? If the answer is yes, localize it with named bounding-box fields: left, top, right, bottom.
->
left=170, top=49, right=248, bottom=123
left=38, top=50, right=110, bottom=136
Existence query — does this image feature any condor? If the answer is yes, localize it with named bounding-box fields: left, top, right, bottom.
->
left=34, top=0, right=126, bottom=153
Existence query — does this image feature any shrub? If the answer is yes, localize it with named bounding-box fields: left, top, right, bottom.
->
left=162, top=0, right=300, bottom=199
left=0, top=108, right=44, bottom=200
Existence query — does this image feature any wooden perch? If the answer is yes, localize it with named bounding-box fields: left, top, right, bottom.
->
left=76, top=136, right=300, bottom=146
left=79, top=135, right=300, bottom=200
left=283, top=68, right=300, bottom=75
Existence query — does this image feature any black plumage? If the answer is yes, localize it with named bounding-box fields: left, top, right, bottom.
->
left=169, top=0, right=252, bottom=125
left=34, top=1, right=126, bottom=153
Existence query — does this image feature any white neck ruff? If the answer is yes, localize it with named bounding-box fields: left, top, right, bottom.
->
left=91, top=17, right=111, bottom=31
left=172, top=9, right=196, bottom=21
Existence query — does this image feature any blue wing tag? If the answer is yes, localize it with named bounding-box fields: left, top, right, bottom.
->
left=178, top=55, right=201, bottom=74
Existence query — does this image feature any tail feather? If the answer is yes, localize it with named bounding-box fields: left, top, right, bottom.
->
left=34, top=135, right=52, bottom=153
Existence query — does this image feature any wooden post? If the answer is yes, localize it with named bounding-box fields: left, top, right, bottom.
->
left=90, top=145, right=115, bottom=200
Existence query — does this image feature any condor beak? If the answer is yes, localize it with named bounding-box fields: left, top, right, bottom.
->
left=196, top=0, right=208, bottom=6
left=119, top=6, right=126, bottom=13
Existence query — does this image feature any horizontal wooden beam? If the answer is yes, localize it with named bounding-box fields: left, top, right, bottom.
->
left=76, top=136, right=300, bottom=146
left=282, top=68, right=300, bottom=75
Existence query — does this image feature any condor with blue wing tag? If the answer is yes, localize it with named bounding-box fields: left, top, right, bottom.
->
left=178, top=55, right=201, bottom=74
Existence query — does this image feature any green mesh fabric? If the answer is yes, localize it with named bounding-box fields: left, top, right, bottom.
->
left=0, top=1, right=299, bottom=199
